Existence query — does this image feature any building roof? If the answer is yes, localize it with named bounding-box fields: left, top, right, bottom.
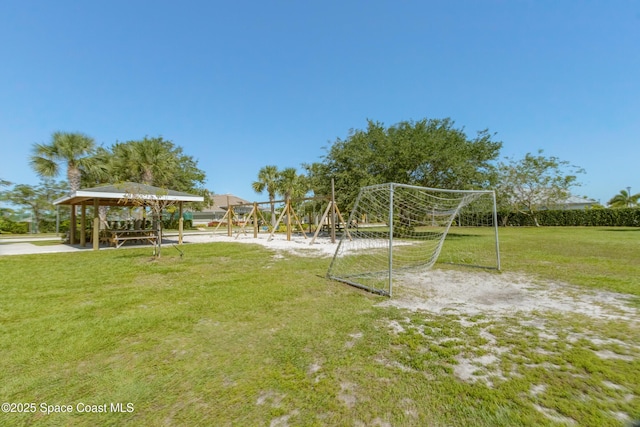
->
left=203, top=193, right=253, bottom=214
left=563, top=195, right=598, bottom=205
left=53, top=182, right=204, bottom=206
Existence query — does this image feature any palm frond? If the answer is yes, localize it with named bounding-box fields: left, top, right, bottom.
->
left=29, top=156, right=59, bottom=178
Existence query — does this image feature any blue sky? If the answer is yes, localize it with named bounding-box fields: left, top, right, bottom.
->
left=1, top=0, right=638, bottom=205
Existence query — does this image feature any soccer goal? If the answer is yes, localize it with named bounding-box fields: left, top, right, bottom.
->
left=327, top=183, right=500, bottom=296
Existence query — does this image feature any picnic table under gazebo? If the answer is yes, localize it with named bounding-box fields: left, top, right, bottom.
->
left=53, top=182, right=204, bottom=251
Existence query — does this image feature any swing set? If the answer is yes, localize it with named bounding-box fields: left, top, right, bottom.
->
left=211, top=194, right=351, bottom=245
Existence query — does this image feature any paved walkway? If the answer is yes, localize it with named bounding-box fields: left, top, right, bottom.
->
left=0, top=242, right=89, bottom=256
left=0, top=231, right=335, bottom=256
left=0, top=232, right=215, bottom=256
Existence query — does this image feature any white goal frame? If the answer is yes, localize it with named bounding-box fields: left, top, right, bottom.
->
left=327, top=183, right=501, bottom=297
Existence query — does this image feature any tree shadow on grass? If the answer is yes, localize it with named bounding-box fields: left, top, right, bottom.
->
left=442, top=233, right=487, bottom=240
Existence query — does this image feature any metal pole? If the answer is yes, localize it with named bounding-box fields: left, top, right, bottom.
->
left=492, top=191, right=501, bottom=271
left=388, top=184, right=395, bottom=297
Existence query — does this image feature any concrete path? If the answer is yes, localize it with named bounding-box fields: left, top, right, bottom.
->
left=0, top=242, right=90, bottom=256
left=0, top=232, right=215, bottom=256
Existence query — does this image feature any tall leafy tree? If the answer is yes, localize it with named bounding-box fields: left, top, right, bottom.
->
left=304, top=118, right=502, bottom=210
left=496, top=150, right=584, bottom=226
left=607, top=189, right=639, bottom=208
left=30, top=132, right=97, bottom=191
left=252, top=165, right=280, bottom=226
left=0, top=179, right=68, bottom=233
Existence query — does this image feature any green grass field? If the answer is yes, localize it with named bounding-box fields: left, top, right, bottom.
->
left=0, top=227, right=638, bottom=426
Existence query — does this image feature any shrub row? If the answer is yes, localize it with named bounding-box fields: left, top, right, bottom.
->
left=162, top=218, right=193, bottom=229
left=0, top=219, right=29, bottom=234
left=0, top=219, right=71, bottom=234
left=500, top=208, right=640, bottom=227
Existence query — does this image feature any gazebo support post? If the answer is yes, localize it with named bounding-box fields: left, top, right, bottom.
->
left=80, top=203, right=86, bottom=247
left=70, top=205, right=76, bottom=245
left=92, top=199, right=100, bottom=251
left=253, top=202, right=258, bottom=238
left=178, top=202, right=184, bottom=245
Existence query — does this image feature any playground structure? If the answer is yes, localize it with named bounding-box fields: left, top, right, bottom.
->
left=210, top=193, right=349, bottom=245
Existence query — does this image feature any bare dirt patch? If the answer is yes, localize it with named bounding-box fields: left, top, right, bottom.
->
left=377, top=269, right=638, bottom=321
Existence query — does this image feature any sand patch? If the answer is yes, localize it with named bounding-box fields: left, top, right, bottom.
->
left=377, top=269, right=637, bottom=321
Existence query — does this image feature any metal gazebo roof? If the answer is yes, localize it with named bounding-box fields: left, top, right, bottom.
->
left=53, top=182, right=204, bottom=207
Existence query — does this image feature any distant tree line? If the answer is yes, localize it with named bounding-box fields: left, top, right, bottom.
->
left=2, top=118, right=638, bottom=234
left=252, top=118, right=636, bottom=227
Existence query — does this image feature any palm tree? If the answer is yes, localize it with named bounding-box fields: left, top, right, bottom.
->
left=276, top=168, right=310, bottom=231
left=276, top=167, right=309, bottom=202
left=607, top=189, right=640, bottom=208
left=252, top=165, right=279, bottom=226
left=30, top=132, right=97, bottom=191
left=81, top=145, right=113, bottom=187
left=121, top=137, right=178, bottom=186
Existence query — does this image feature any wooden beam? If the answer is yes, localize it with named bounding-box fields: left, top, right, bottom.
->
left=178, top=202, right=184, bottom=245
left=286, top=198, right=291, bottom=241
left=253, top=202, right=258, bottom=238
left=69, top=205, right=76, bottom=245
left=227, top=195, right=232, bottom=237
left=330, top=178, right=336, bottom=243
left=80, top=203, right=86, bottom=247
left=310, top=202, right=333, bottom=244
left=93, top=198, right=99, bottom=251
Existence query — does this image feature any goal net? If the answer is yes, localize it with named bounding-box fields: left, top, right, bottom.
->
left=327, top=183, right=500, bottom=296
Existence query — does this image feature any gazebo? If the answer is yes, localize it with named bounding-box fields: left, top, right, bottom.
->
left=53, top=182, right=204, bottom=250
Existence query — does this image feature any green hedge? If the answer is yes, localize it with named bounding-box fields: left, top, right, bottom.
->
left=0, top=219, right=29, bottom=234
left=162, top=218, right=193, bottom=229
left=500, top=208, right=640, bottom=227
